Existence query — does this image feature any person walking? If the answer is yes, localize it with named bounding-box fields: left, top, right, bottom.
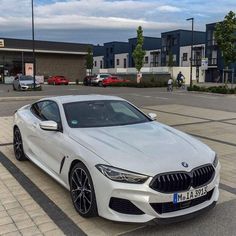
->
left=167, top=78, right=173, bottom=92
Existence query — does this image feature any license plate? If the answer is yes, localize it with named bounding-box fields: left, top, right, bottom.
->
left=173, top=186, right=208, bottom=204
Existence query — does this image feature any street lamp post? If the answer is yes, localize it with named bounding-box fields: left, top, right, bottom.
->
left=31, top=0, right=36, bottom=90
left=186, top=17, right=194, bottom=88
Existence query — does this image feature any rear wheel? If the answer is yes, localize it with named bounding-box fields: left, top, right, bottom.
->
left=70, top=162, right=98, bottom=218
left=13, top=85, right=16, bottom=91
left=98, top=81, right=103, bottom=87
left=13, top=127, right=27, bottom=161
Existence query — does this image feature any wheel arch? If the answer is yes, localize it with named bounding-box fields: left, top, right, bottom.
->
left=68, top=159, right=84, bottom=182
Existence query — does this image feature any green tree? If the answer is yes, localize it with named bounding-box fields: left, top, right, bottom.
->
left=167, top=51, right=174, bottom=67
left=85, top=46, right=93, bottom=75
left=132, top=26, right=146, bottom=83
left=215, top=11, right=236, bottom=83
left=167, top=51, right=174, bottom=80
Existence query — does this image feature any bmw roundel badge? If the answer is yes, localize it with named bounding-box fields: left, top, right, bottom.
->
left=181, top=162, right=189, bottom=168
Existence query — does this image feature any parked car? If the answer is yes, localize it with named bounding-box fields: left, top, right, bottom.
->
left=47, top=75, right=69, bottom=85
left=83, top=75, right=95, bottom=86
left=13, top=95, right=220, bottom=223
left=13, top=75, right=41, bottom=91
left=90, top=73, right=111, bottom=86
left=102, top=76, right=130, bottom=87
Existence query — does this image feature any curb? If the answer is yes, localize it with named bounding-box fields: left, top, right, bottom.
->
left=0, top=95, right=47, bottom=102
left=187, top=90, right=236, bottom=97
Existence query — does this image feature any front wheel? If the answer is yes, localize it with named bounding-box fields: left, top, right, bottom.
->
left=70, top=162, right=98, bottom=218
left=13, top=127, right=27, bottom=161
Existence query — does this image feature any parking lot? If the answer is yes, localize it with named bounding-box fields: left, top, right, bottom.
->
left=0, top=84, right=236, bottom=236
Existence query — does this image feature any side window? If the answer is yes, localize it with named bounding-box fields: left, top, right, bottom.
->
left=31, top=101, right=61, bottom=123
left=31, top=101, right=44, bottom=119
left=40, top=101, right=61, bottom=123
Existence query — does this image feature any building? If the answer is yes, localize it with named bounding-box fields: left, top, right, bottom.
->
left=0, top=38, right=90, bottom=83
left=205, top=22, right=236, bottom=82
left=93, top=42, right=129, bottom=69
left=161, top=30, right=206, bottom=67
left=93, top=45, right=105, bottom=70
left=128, top=37, right=162, bottom=67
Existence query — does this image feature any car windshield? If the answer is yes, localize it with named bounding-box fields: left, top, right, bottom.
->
left=20, top=76, right=33, bottom=81
left=63, top=100, right=151, bottom=128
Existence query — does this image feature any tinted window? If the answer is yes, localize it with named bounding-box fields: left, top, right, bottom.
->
left=63, top=100, right=151, bottom=128
left=31, top=101, right=44, bottom=118
left=31, top=101, right=61, bottom=123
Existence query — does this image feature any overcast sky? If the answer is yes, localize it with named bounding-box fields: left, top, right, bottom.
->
left=0, top=0, right=235, bottom=45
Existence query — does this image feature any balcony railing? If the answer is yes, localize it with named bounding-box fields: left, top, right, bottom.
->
left=150, top=62, right=160, bottom=67
left=207, top=40, right=217, bottom=46
left=208, top=58, right=217, bottom=66
left=192, top=59, right=202, bottom=66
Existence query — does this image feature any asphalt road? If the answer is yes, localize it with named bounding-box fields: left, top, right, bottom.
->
left=1, top=84, right=236, bottom=116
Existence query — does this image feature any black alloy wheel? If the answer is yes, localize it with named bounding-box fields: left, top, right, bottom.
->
left=13, top=127, right=27, bottom=161
left=70, top=163, right=98, bottom=217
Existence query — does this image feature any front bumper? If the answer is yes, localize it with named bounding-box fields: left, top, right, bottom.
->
left=93, top=163, right=220, bottom=223
left=20, top=84, right=41, bottom=90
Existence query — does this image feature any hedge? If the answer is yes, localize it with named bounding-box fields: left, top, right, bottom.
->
left=108, top=80, right=167, bottom=88
left=187, top=85, right=236, bottom=94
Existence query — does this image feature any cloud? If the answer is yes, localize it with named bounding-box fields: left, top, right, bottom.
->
left=158, top=5, right=182, bottom=12
left=0, top=0, right=235, bottom=43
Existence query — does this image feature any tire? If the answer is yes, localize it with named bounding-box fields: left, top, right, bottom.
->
left=70, top=162, right=98, bottom=218
left=13, top=85, right=16, bottom=91
left=98, top=81, right=103, bottom=87
left=13, top=127, right=27, bottom=161
left=53, top=81, right=56, bottom=85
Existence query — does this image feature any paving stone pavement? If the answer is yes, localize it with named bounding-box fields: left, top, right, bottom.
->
left=0, top=164, right=64, bottom=236
left=0, top=104, right=236, bottom=236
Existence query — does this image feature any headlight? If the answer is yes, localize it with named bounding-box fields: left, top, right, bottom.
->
left=213, top=154, right=218, bottom=168
left=96, top=165, right=149, bottom=184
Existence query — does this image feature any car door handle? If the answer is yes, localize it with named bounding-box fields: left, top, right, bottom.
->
left=32, top=123, right=37, bottom=128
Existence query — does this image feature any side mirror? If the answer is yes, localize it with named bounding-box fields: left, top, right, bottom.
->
left=39, top=120, right=58, bottom=131
left=148, top=113, right=157, bottom=120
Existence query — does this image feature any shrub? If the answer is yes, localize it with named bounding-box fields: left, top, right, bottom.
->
left=109, top=81, right=167, bottom=88
left=187, top=85, right=236, bottom=94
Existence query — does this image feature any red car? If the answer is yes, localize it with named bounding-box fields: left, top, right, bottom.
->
left=102, top=76, right=130, bottom=87
left=47, top=76, right=69, bottom=85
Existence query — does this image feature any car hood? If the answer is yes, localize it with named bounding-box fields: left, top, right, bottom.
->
left=20, top=80, right=39, bottom=85
left=69, top=122, right=215, bottom=176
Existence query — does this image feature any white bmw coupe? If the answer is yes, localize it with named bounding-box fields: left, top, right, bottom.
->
left=13, top=95, right=220, bottom=223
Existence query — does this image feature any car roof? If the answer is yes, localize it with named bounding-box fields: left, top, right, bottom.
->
left=39, top=95, right=125, bottom=104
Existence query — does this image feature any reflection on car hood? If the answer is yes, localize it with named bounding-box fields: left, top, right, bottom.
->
left=69, top=122, right=214, bottom=176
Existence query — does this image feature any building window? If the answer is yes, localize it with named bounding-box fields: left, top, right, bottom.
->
left=124, top=58, right=127, bottom=68
left=116, top=59, right=119, bottom=66
left=145, top=56, right=149, bottom=64
left=110, top=47, right=113, bottom=53
left=100, top=60, right=103, bottom=69
left=94, top=61, right=97, bottom=67
left=183, top=53, right=188, bottom=61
